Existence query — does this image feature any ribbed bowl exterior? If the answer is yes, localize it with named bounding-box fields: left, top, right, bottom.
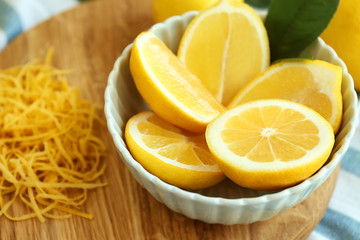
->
left=104, top=11, right=359, bottom=224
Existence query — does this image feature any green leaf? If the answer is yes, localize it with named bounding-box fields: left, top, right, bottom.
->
left=265, top=0, right=339, bottom=61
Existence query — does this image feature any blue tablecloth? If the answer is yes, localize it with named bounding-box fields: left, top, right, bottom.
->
left=1, top=1, right=359, bottom=239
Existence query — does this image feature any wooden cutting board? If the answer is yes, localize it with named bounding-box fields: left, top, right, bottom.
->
left=0, top=0, right=340, bottom=239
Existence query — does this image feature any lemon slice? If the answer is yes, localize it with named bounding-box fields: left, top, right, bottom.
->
left=228, top=59, right=343, bottom=133
left=206, top=99, right=335, bottom=190
left=178, top=0, right=270, bottom=106
left=129, top=31, right=225, bottom=133
left=125, top=111, right=225, bottom=190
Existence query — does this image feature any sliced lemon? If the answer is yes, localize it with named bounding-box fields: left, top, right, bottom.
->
left=178, top=0, right=270, bottom=106
left=206, top=99, right=335, bottom=190
left=125, top=111, right=225, bottom=190
left=228, top=59, right=343, bottom=133
left=129, top=31, right=225, bottom=133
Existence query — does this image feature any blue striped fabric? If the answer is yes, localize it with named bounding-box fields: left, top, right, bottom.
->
left=316, top=209, right=360, bottom=240
left=0, top=0, right=23, bottom=41
left=0, top=1, right=359, bottom=239
left=0, top=0, right=77, bottom=50
left=312, top=145, right=360, bottom=239
left=341, top=148, right=360, bottom=176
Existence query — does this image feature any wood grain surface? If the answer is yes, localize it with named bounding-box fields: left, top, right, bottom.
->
left=0, top=0, right=340, bottom=239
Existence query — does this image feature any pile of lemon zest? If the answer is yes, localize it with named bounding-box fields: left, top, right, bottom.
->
left=0, top=49, right=106, bottom=222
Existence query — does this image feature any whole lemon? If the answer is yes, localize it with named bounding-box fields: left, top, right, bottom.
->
left=321, top=0, right=360, bottom=91
left=152, top=0, right=219, bottom=23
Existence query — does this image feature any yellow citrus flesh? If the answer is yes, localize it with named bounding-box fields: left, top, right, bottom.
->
left=178, top=0, right=269, bottom=106
left=129, top=31, right=225, bottom=133
left=125, top=111, right=225, bottom=190
left=206, top=99, right=335, bottom=190
left=321, top=0, right=360, bottom=91
left=152, top=0, right=220, bottom=23
left=228, top=59, right=343, bottom=133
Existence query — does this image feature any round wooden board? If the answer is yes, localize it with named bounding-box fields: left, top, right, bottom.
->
left=0, top=0, right=340, bottom=239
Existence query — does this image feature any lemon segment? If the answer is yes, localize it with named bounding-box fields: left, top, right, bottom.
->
left=178, top=0, right=269, bottom=106
left=228, top=59, right=343, bottom=133
left=130, top=31, right=225, bottom=133
left=206, top=99, right=335, bottom=190
left=125, top=111, right=225, bottom=190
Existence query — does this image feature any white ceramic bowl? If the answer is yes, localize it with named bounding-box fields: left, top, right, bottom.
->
left=104, top=11, right=359, bottom=224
